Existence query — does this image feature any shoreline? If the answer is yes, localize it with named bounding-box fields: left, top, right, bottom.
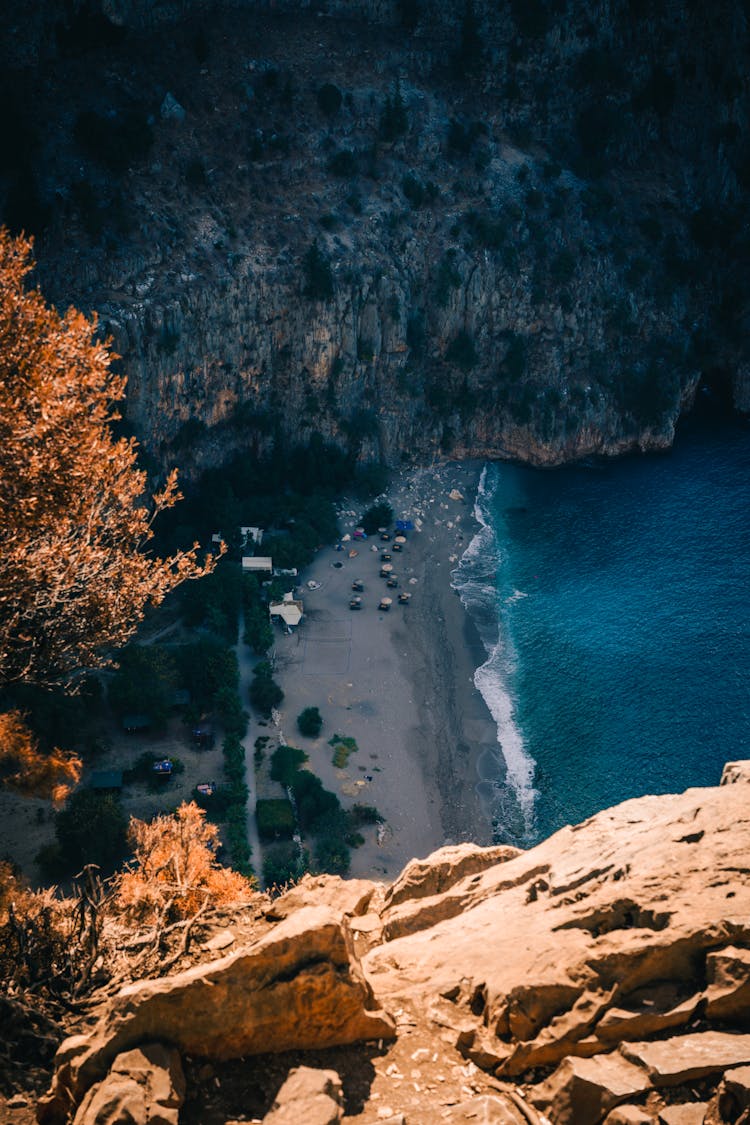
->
left=265, top=460, right=499, bottom=880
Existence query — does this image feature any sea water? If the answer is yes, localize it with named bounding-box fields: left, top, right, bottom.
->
left=453, top=412, right=750, bottom=846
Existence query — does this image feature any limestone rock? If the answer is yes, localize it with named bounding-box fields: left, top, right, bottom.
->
left=72, top=1043, right=184, bottom=1125
left=445, top=1093, right=528, bottom=1122
left=620, top=1032, right=750, bottom=1086
left=383, top=844, right=520, bottom=910
left=266, top=874, right=376, bottom=922
left=602, top=1107, right=654, bottom=1124
left=657, top=1105, right=707, bottom=1125
left=41, top=907, right=394, bottom=1123
left=721, top=761, right=750, bottom=785
left=365, top=775, right=750, bottom=1077
left=529, top=1052, right=651, bottom=1125
left=704, top=947, right=750, bottom=1020
left=262, top=1066, right=342, bottom=1125
left=719, top=1065, right=750, bottom=1120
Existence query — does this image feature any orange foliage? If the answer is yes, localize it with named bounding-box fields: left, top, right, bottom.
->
left=0, top=709, right=81, bottom=803
left=115, top=802, right=254, bottom=923
left=0, top=229, right=220, bottom=689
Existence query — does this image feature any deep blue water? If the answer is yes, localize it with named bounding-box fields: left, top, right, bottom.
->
left=453, top=414, right=750, bottom=845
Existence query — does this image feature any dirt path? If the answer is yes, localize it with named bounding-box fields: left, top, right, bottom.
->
left=236, top=610, right=264, bottom=888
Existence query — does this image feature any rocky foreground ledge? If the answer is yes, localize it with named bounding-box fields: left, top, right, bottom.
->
left=39, top=763, right=750, bottom=1125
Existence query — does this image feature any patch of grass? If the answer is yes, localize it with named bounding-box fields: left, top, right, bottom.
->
left=329, top=733, right=359, bottom=769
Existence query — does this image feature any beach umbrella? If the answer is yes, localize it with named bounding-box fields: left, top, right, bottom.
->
left=394, top=535, right=407, bottom=544
left=379, top=597, right=392, bottom=610
left=380, top=563, right=393, bottom=574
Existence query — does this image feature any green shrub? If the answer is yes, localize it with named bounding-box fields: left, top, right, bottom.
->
left=270, top=744, right=309, bottom=787
left=291, top=770, right=340, bottom=833
left=297, top=707, right=323, bottom=738
left=550, top=249, right=576, bottom=284
left=329, top=733, right=359, bottom=769
left=263, top=841, right=308, bottom=888
left=249, top=663, right=284, bottom=716
left=56, top=790, right=128, bottom=871
left=256, top=798, right=295, bottom=841
left=361, top=502, right=393, bottom=535
left=314, top=832, right=351, bottom=876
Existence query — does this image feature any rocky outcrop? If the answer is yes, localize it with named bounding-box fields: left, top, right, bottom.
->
left=71, top=1043, right=184, bottom=1125
left=39, top=907, right=394, bottom=1123
left=40, top=766, right=750, bottom=1124
left=7, top=1, right=746, bottom=478
left=261, top=1066, right=343, bottom=1125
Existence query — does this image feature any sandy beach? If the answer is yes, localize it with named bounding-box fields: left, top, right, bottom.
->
left=265, top=460, right=499, bottom=881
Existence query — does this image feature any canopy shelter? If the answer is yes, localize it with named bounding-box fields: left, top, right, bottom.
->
left=242, top=556, right=273, bottom=573
left=90, top=770, right=123, bottom=791
left=395, top=519, right=413, bottom=532
left=270, top=591, right=304, bottom=627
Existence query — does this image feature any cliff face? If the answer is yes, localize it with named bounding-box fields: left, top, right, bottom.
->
left=38, top=762, right=750, bottom=1124
left=3, top=0, right=747, bottom=474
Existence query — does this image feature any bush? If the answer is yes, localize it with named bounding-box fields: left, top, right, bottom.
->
left=56, top=790, right=128, bottom=871
left=361, top=502, right=394, bottom=535
left=297, top=707, right=323, bottom=738
left=249, top=669, right=284, bottom=716
left=314, top=832, right=350, bottom=876
left=317, top=83, right=342, bottom=116
left=329, top=733, right=358, bottom=769
left=256, top=798, right=295, bottom=841
left=263, top=841, right=308, bottom=888
left=270, top=744, right=309, bottom=787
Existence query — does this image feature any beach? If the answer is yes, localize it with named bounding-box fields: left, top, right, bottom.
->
left=265, top=460, right=499, bottom=880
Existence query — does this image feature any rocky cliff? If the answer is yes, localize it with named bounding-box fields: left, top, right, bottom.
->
left=29, top=761, right=750, bottom=1125
left=1, top=0, right=748, bottom=474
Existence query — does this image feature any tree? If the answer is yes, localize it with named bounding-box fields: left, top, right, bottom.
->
left=0, top=230, right=218, bottom=692
left=297, top=706, right=323, bottom=738
left=55, top=789, right=128, bottom=871
left=270, top=744, right=308, bottom=786
left=115, top=802, right=254, bottom=923
left=453, top=1, right=483, bottom=79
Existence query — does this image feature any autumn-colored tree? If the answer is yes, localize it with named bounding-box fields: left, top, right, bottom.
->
left=115, top=802, right=254, bottom=923
left=0, top=710, right=81, bottom=802
left=0, top=229, right=217, bottom=693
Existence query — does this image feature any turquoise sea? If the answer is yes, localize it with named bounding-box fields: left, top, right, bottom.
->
left=453, top=411, right=750, bottom=846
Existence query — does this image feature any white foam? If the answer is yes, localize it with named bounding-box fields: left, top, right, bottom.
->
left=452, top=465, right=538, bottom=834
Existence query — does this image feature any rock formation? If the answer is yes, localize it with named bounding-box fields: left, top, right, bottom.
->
left=2, top=1, right=747, bottom=478
left=36, top=761, right=750, bottom=1124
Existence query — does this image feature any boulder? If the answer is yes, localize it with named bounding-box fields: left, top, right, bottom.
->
left=445, top=1094, right=528, bottom=1122
left=529, top=1052, right=651, bottom=1125
left=262, top=1066, right=342, bottom=1125
left=365, top=777, right=750, bottom=1078
left=720, top=762, right=750, bottom=785
left=266, top=874, right=376, bottom=922
left=383, top=843, right=520, bottom=910
left=602, top=1108, right=654, bottom=1124
left=719, top=1065, right=750, bottom=1120
left=71, top=1043, right=184, bottom=1125
left=657, top=1106, right=707, bottom=1125
left=704, top=947, right=750, bottom=1020
left=40, top=908, right=394, bottom=1124
left=620, top=1032, right=750, bottom=1086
